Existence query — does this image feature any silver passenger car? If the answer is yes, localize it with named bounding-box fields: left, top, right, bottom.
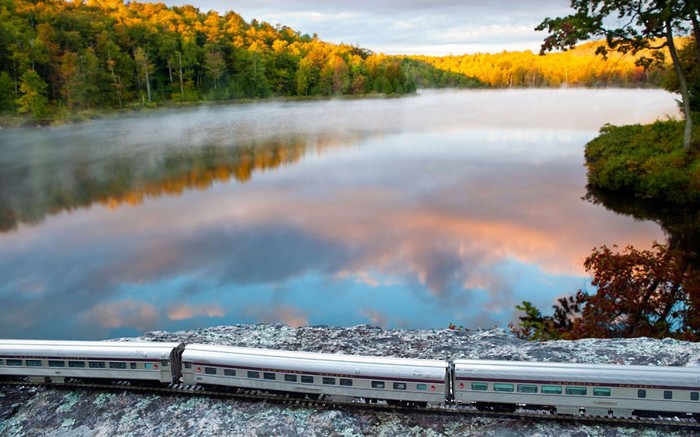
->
left=0, top=340, right=184, bottom=383
left=182, top=344, right=449, bottom=404
left=453, top=359, right=700, bottom=417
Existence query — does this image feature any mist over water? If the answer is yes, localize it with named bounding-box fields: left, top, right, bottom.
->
left=0, top=89, right=680, bottom=339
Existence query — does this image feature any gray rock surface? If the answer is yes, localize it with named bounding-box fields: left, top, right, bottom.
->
left=2, top=324, right=700, bottom=436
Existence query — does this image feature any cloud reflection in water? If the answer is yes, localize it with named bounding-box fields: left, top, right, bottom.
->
left=0, top=89, right=678, bottom=338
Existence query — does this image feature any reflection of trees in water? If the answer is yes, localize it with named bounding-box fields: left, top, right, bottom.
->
left=0, top=133, right=359, bottom=233
left=583, top=186, right=699, bottom=339
left=584, top=185, right=699, bottom=269
left=511, top=186, right=700, bottom=341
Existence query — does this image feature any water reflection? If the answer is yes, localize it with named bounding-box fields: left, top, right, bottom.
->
left=0, top=128, right=363, bottom=232
left=0, top=89, right=680, bottom=339
left=584, top=186, right=699, bottom=268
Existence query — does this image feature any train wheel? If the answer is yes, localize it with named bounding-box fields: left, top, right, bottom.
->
left=404, top=401, right=428, bottom=408
left=475, top=402, right=517, bottom=413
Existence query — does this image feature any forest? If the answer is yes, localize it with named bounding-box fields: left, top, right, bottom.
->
left=409, top=40, right=669, bottom=88
left=0, top=0, right=418, bottom=120
left=0, top=0, right=671, bottom=121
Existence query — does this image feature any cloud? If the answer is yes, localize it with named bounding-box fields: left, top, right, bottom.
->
left=336, top=270, right=396, bottom=288
left=167, top=304, right=226, bottom=321
left=81, top=301, right=160, bottom=330
left=361, top=309, right=388, bottom=328
left=243, top=304, right=309, bottom=327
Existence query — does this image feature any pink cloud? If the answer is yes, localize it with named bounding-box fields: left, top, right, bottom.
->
left=167, top=304, right=225, bottom=321
left=82, top=300, right=160, bottom=330
left=244, top=304, right=309, bottom=327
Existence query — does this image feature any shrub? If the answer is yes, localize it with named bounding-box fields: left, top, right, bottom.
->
left=585, top=120, right=700, bottom=204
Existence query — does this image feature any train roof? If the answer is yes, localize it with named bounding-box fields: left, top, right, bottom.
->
left=182, top=344, right=447, bottom=381
left=453, top=359, right=700, bottom=388
left=0, top=340, right=182, bottom=361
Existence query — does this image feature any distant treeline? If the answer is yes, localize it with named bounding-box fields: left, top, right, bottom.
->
left=410, top=40, right=673, bottom=88
left=0, top=0, right=678, bottom=120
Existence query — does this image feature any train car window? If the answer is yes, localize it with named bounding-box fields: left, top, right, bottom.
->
left=144, top=363, right=154, bottom=369
left=371, top=381, right=385, bottom=389
left=224, top=369, right=236, bottom=377
left=664, top=391, right=673, bottom=400
left=204, top=367, right=217, bottom=375
left=7, top=359, right=22, bottom=366
left=89, top=361, right=106, bottom=369
left=493, top=383, right=514, bottom=392
left=48, top=360, right=65, bottom=368
left=0, top=359, right=3, bottom=365
left=301, top=376, right=314, bottom=384
left=184, top=362, right=192, bottom=369
left=637, top=389, right=647, bottom=398
left=541, top=385, right=562, bottom=394
left=26, top=360, right=42, bottom=367
left=109, top=362, right=127, bottom=369
left=691, top=392, right=699, bottom=401
left=517, top=384, right=538, bottom=394
left=68, top=361, right=85, bottom=368
left=161, top=360, right=169, bottom=367
left=417, top=384, right=428, bottom=391
left=284, top=374, right=297, bottom=382
left=264, top=373, right=276, bottom=380
left=322, top=377, right=336, bottom=385
left=565, top=387, right=587, bottom=396
left=393, top=383, right=407, bottom=390
left=340, top=379, right=353, bottom=387
left=593, top=388, right=611, bottom=397
left=247, top=371, right=260, bottom=379
left=471, top=382, right=488, bottom=391
left=130, top=363, right=137, bottom=369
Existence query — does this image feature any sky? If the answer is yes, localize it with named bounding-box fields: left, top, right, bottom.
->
left=161, top=0, right=573, bottom=56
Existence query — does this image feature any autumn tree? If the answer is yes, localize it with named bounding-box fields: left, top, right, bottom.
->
left=536, top=0, right=699, bottom=152
left=320, top=55, right=350, bottom=95
left=204, top=48, right=226, bottom=91
left=511, top=243, right=700, bottom=341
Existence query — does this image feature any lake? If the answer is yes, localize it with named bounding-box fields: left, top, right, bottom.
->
left=0, top=89, right=680, bottom=340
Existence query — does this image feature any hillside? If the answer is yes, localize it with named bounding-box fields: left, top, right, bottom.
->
left=410, top=40, right=674, bottom=88
left=0, top=0, right=678, bottom=122
left=0, top=0, right=417, bottom=119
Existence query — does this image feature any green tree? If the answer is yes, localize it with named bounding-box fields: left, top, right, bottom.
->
left=0, top=71, right=15, bottom=111
left=537, top=0, right=699, bottom=152
left=133, top=46, right=152, bottom=103
left=16, top=68, right=49, bottom=118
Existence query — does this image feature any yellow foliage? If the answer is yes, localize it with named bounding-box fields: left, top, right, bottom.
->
left=410, top=40, right=681, bottom=87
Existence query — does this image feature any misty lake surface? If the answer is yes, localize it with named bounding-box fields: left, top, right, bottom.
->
left=0, top=89, right=680, bottom=340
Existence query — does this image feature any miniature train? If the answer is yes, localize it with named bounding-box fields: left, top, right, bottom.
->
left=1, top=339, right=699, bottom=420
